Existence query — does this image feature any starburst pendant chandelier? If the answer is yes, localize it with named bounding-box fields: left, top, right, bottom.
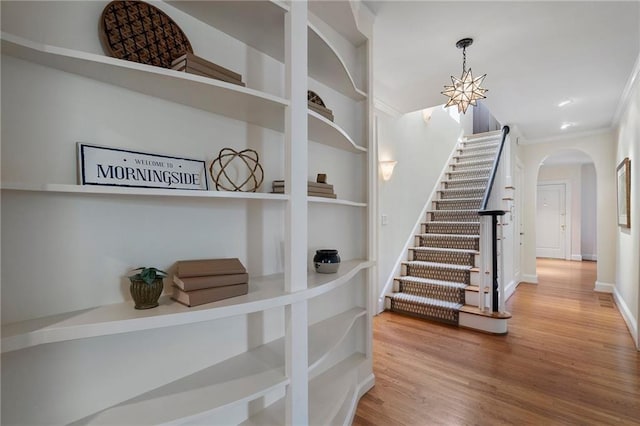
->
left=441, top=38, right=488, bottom=114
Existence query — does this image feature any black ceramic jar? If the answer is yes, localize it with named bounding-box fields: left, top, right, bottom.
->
left=313, top=249, right=341, bottom=273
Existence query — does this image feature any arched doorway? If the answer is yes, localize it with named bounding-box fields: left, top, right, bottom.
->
left=535, top=149, right=597, bottom=263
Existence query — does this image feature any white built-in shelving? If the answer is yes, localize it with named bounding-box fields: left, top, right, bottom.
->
left=0, top=33, right=289, bottom=133
left=1, top=32, right=365, bottom=156
left=308, top=110, right=367, bottom=153
left=67, top=307, right=365, bottom=426
left=1, top=1, right=374, bottom=424
left=1, top=182, right=290, bottom=201
left=1, top=260, right=371, bottom=354
left=241, top=353, right=369, bottom=426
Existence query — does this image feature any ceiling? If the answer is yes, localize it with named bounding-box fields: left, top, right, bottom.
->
left=367, top=1, right=640, bottom=142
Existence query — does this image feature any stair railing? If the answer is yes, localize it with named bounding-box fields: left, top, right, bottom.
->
left=478, top=125, right=510, bottom=313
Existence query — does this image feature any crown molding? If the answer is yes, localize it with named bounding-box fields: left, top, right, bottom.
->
left=520, top=127, right=614, bottom=146
left=373, top=97, right=403, bottom=118
left=612, top=52, right=640, bottom=126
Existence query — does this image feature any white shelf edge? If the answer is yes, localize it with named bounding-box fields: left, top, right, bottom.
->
left=73, top=308, right=364, bottom=425
left=308, top=196, right=367, bottom=207
left=240, top=353, right=367, bottom=426
left=302, top=259, right=374, bottom=301
left=308, top=308, right=366, bottom=374
left=308, top=24, right=367, bottom=101
left=71, top=339, right=288, bottom=426
left=308, top=110, right=367, bottom=154
left=1, top=182, right=289, bottom=201
left=1, top=261, right=374, bottom=353
left=1, top=32, right=289, bottom=132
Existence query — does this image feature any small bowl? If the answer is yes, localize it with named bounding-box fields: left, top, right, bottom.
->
left=313, top=249, right=340, bottom=274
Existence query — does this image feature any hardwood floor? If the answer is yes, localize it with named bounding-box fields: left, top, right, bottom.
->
left=354, top=259, right=640, bottom=425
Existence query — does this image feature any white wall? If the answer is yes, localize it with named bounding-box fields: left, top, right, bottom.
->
left=375, top=107, right=462, bottom=307
left=581, top=163, right=598, bottom=260
left=614, top=64, right=640, bottom=349
left=519, top=132, right=617, bottom=289
left=537, top=163, right=583, bottom=261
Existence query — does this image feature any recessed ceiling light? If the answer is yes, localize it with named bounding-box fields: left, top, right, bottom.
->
left=560, top=122, right=574, bottom=130
left=558, top=99, right=572, bottom=107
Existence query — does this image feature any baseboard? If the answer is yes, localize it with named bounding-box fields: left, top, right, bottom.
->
left=344, top=373, right=375, bottom=426
left=521, top=274, right=538, bottom=284
left=505, top=280, right=518, bottom=300
left=613, top=287, right=639, bottom=350
left=594, top=281, right=615, bottom=293
left=571, top=254, right=582, bottom=261
left=582, top=254, right=597, bottom=261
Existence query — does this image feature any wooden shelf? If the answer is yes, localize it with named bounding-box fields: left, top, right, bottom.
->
left=0, top=33, right=289, bottom=133
left=241, top=353, right=366, bottom=426
left=308, top=196, right=367, bottom=207
left=308, top=110, right=367, bottom=153
left=1, top=182, right=290, bottom=201
left=1, top=260, right=373, bottom=353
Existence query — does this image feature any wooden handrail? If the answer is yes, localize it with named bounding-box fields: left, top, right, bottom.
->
left=478, top=125, right=510, bottom=214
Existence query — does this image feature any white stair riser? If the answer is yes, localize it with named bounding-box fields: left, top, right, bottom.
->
left=464, top=290, right=489, bottom=306
left=459, top=312, right=508, bottom=334
left=384, top=296, right=392, bottom=310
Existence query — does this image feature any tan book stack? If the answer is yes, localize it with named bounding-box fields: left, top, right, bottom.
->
left=271, top=180, right=337, bottom=199
left=307, top=101, right=334, bottom=122
left=172, top=258, right=248, bottom=307
left=171, top=52, right=245, bottom=87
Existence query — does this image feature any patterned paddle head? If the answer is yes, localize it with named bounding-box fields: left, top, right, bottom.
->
left=100, top=1, right=193, bottom=68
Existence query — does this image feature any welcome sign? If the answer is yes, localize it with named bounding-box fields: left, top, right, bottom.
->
left=78, top=143, right=208, bottom=190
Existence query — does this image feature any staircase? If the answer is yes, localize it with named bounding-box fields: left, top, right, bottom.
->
left=385, top=130, right=510, bottom=332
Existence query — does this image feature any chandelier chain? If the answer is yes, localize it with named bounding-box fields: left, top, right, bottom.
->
left=462, top=47, right=467, bottom=73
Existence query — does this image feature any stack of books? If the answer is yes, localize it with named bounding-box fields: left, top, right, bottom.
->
left=271, top=180, right=337, bottom=199
left=172, top=258, right=248, bottom=307
left=171, top=52, right=245, bottom=87
left=308, top=100, right=334, bottom=122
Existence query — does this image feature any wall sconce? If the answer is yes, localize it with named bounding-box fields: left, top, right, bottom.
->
left=380, top=160, right=397, bottom=181
left=422, top=108, right=433, bottom=123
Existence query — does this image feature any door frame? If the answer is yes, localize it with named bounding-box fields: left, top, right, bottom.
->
left=536, top=179, right=572, bottom=261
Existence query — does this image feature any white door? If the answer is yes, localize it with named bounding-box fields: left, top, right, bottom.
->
left=536, top=184, right=566, bottom=259
left=514, top=161, right=523, bottom=281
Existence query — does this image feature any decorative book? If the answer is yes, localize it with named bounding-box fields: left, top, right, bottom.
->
left=173, top=273, right=249, bottom=291
left=171, top=52, right=245, bottom=86
left=176, top=258, right=247, bottom=278
left=171, top=283, right=248, bottom=307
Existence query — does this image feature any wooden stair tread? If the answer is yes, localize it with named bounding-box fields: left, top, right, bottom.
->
left=465, top=285, right=490, bottom=293
left=459, top=305, right=512, bottom=319
left=437, top=187, right=486, bottom=192
left=416, top=233, right=480, bottom=239
left=410, top=247, right=479, bottom=254
left=434, top=197, right=483, bottom=202
left=402, top=260, right=472, bottom=271
left=422, top=221, right=480, bottom=226
left=441, top=177, right=489, bottom=184
left=395, top=276, right=467, bottom=289
left=387, top=293, right=463, bottom=310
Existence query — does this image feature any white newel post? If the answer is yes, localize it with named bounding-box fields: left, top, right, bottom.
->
left=284, top=1, right=308, bottom=424
left=479, top=217, right=490, bottom=311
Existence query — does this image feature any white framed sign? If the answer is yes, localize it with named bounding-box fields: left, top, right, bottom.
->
left=77, top=143, right=208, bottom=190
